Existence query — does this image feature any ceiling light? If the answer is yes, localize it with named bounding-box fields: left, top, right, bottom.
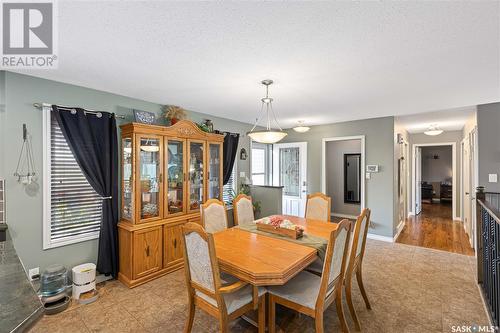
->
left=140, top=139, right=160, bottom=152
left=247, top=79, right=287, bottom=144
left=293, top=121, right=310, bottom=133
left=424, top=125, right=444, bottom=136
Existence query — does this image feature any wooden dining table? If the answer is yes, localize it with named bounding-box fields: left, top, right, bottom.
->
left=213, top=215, right=339, bottom=286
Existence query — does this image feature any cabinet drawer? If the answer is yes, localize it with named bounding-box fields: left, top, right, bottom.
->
left=164, top=224, right=184, bottom=266
left=133, top=226, right=162, bottom=279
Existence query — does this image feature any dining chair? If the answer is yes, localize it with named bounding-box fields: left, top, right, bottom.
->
left=268, top=219, right=352, bottom=333
left=201, top=199, right=229, bottom=233
left=233, top=194, right=255, bottom=226
left=182, top=222, right=266, bottom=333
left=344, top=208, right=372, bottom=331
left=305, top=192, right=332, bottom=222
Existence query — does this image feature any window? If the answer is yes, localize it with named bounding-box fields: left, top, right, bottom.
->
left=43, top=108, right=102, bottom=249
left=251, top=142, right=273, bottom=185
left=222, top=164, right=237, bottom=208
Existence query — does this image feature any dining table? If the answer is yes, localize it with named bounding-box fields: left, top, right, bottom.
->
left=213, top=215, right=340, bottom=286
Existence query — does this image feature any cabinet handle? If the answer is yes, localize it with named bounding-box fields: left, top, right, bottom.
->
left=174, top=239, right=177, bottom=248
left=145, top=245, right=150, bottom=257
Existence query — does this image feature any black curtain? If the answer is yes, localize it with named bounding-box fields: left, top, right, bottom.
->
left=52, top=105, right=119, bottom=278
left=222, top=132, right=240, bottom=185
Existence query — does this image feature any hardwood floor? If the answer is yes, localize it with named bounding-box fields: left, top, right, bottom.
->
left=396, top=203, right=474, bottom=256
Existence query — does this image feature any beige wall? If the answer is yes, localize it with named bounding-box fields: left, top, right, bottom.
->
left=325, top=139, right=361, bottom=217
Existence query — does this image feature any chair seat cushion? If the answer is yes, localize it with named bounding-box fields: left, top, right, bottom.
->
left=196, top=285, right=267, bottom=314
left=268, top=271, right=322, bottom=310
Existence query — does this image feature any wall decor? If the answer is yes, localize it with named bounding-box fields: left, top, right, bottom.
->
left=163, top=105, right=187, bottom=125
left=133, top=109, right=156, bottom=124
left=240, top=148, right=248, bottom=160
left=14, top=124, right=37, bottom=185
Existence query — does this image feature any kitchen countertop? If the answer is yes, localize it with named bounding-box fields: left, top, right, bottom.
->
left=0, top=230, right=44, bottom=333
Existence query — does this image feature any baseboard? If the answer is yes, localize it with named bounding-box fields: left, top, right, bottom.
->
left=367, top=233, right=394, bottom=243
left=96, top=273, right=113, bottom=284
left=332, top=213, right=358, bottom=220
left=393, top=221, right=405, bottom=242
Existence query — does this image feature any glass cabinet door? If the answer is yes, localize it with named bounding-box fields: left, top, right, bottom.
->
left=165, top=139, right=185, bottom=216
left=122, top=137, right=133, bottom=221
left=207, top=143, right=222, bottom=200
left=188, top=141, right=205, bottom=212
left=138, top=136, right=162, bottom=221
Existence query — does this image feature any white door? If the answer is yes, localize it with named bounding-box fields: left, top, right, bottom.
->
left=398, top=143, right=407, bottom=225
left=273, top=142, right=307, bottom=216
left=470, top=129, right=478, bottom=250
left=415, top=147, right=422, bottom=215
left=462, top=137, right=472, bottom=241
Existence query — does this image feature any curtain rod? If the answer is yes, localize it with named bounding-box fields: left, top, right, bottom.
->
left=33, top=102, right=126, bottom=119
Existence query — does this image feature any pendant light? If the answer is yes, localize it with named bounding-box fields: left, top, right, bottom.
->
left=247, top=80, right=287, bottom=144
left=424, top=124, right=443, bottom=136
left=293, top=120, right=310, bottom=133
left=140, top=139, right=160, bottom=152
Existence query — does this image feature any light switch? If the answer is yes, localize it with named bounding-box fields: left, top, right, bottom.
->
left=489, top=174, right=498, bottom=183
left=239, top=172, right=246, bottom=178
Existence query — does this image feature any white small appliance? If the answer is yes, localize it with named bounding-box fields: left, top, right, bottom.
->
left=72, top=263, right=98, bottom=304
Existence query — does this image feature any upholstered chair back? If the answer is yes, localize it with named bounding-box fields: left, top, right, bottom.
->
left=201, top=199, right=228, bottom=233
left=184, top=229, right=216, bottom=293
left=355, top=209, right=371, bottom=258
left=318, top=219, right=351, bottom=303
left=305, top=193, right=331, bottom=222
left=233, top=194, right=254, bottom=226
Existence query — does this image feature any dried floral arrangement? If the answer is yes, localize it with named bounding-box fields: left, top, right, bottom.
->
left=163, top=105, right=187, bottom=124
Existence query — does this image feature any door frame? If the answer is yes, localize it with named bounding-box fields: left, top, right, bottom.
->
left=461, top=127, right=478, bottom=250
left=321, top=135, right=366, bottom=212
left=272, top=141, right=308, bottom=216
left=411, top=142, right=458, bottom=220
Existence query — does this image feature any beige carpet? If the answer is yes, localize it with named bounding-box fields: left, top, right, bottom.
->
left=29, top=240, right=490, bottom=332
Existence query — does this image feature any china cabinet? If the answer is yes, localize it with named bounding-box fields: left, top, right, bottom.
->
left=118, top=120, right=224, bottom=288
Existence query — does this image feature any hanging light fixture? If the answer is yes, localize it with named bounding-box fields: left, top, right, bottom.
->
left=424, top=124, right=444, bottom=136
left=293, top=120, right=311, bottom=133
left=140, top=139, right=160, bottom=152
left=247, top=79, right=287, bottom=144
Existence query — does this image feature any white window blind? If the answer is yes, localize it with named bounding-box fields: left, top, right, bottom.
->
left=223, top=165, right=237, bottom=208
left=44, top=111, right=102, bottom=248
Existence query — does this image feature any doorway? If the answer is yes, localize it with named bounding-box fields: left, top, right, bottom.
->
left=272, top=142, right=308, bottom=216
left=321, top=136, right=365, bottom=220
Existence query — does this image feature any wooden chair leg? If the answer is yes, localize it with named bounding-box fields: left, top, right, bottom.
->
left=335, top=289, right=350, bottom=333
left=345, top=273, right=361, bottom=331
left=268, top=295, right=276, bottom=333
left=184, top=297, right=195, bottom=333
left=314, top=310, right=324, bottom=333
left=258, top=295, right=266, bottom=333
left=356, top=267, right=371, bottom=310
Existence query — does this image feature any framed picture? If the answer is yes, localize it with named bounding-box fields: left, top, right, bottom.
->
left=133, top=109, right=156, bottom=124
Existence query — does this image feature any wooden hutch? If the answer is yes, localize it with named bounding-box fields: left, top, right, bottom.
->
left=118, top=120, right=224, bottom=287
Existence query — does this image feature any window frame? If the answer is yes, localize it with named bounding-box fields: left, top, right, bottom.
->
left=250, top=141, right=273, bottom=186
left=42, top=106, right=101, bottom=249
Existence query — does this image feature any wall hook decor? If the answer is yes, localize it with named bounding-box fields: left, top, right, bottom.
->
left=14, top=124, right=37, bottom=185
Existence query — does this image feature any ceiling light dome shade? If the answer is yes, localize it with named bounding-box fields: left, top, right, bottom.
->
left=293, top=121, right=310, bottom=133
left=424, top=125, right=443, bottom=136
left=247, top=79, right=287, bottom=144
left=248, top=130, right=288, bottom=144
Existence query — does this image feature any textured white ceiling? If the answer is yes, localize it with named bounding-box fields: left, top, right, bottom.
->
left=396, top=106, right=476, bottom=133
left=14, top=1, right=500, bottom=127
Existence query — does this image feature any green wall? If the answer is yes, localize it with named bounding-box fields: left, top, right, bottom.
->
left=282, top=116, right=396, bottom=238
left=0, top=71, right=252, bottom=272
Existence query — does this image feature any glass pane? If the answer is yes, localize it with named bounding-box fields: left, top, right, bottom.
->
left=252, top=174, right=265, bottom=186
left=208, top=144, right=221, bottom=199
left=251, top=148, right=266, bottom=173
left=140, top=138, right=160, bottom=219
left=122, top=138, right=133, bottom=220
left=189, top=142, right=204, bottom=211
left=167, top=140, right=184, bottom=214
left=280, top=147, right=300, bottom=196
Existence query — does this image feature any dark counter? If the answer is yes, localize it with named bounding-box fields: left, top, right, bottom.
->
left=0, top=230, right=44, bottom=333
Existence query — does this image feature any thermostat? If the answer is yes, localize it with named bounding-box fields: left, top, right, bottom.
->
left=366, top=165, right=379, bottom=173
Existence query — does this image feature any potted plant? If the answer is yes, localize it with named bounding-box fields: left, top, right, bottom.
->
left=163, top=105, right=187, bottom=125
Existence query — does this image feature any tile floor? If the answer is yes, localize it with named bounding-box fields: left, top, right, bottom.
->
left=29, top=240, right=490, bottom=332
